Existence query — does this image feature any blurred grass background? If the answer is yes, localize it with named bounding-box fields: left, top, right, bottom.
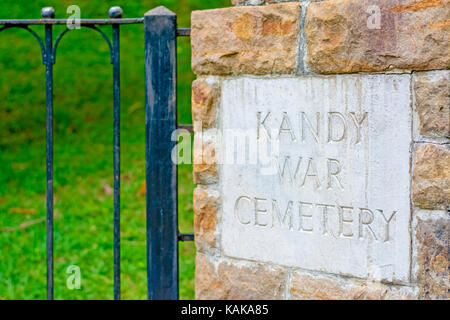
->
left=0, top=0, right=229, bottom=299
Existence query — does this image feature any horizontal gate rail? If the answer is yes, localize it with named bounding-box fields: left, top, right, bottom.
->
left=0, top=5, right=193, bottom=301
left=0, top=18, right=145, bottom=25
left=176, top=28, right=191, bottom=37
left=178, top=233, right=195, bottom=242
left=178, top=124, right=194, bottom=132
left=0, top=20, right=191, bottom=38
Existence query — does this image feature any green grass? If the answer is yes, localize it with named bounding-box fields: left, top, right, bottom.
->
left=0, top=0, right=230, bottom=299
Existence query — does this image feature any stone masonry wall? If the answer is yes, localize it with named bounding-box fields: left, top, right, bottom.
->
left=191, top=0, right=449, bottom=300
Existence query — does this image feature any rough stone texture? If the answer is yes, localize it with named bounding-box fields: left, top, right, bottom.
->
left=192, top=79, right=220, bottom=130
left=194, top=188, right=219, bottom=252
left=193, top=0, right=449, bottom=300
left=305, top=0, right=450, bottom=74
left=412, top=144, right=450, bottom=209
left=232, top=0, right=299, bottom=5
left=195, top=254, right=287, bottom=299
left=416, top=218, right=449, bottom=299
left=414, top=71, right=450, bottom=138
left=193, top=134, right=218, bottom=185
left=191, top=3, right=300, bottom=75
left=290, top=273, right=417, bottom=299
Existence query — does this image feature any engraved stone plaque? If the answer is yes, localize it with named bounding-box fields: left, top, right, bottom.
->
left=220, top=75, right=412, bottom=282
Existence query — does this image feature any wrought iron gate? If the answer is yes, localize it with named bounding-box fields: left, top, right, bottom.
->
left=0, top=5, right=193, bottom=300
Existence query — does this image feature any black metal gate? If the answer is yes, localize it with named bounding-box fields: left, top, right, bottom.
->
left=0, top=5, right=193, bottom=300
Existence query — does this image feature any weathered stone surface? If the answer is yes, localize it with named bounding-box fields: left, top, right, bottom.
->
left=192, top=79, right=220, bottom=129
left=232, top=0, right=299, bottom=5
left=412, top=144, right=450, bottom=209
left=191, top=3, right=300, bottom=75
left=414, top=71, right=450, bottom=138
left=290, top=273, right=416, bottom=300
left=195, top=254, right=287, bottom=299
left=232, top=0, right=263, bottom=5
left=194, top=188, right=219, bottom=252
left=220, top=75, right=412, bottom=282
left=416, top=218, right=449, bottom=299
left=193, top=132, right=218, bottom=185
left=305, top=0, right=450, bottom=73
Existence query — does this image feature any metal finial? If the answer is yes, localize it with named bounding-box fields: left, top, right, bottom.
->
left=109, top=6, right=123, bottom=19
left=41, top=7, right=55, bottom=19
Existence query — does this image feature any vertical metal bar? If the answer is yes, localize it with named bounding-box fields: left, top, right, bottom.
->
left=144, top=6, right=178, bottom=300
left=112, top=22, right=121, bottom=302
left=109, top=6, right=122, bottom=301
left=42, top=6, right=55, bottom=301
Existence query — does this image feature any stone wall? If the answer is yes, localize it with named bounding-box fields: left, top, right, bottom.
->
left=191, top=0, right=449, bottom=300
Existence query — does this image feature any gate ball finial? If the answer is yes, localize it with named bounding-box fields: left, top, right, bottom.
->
left=109, top=6, right=123, bottom=19
left=41, top=7, right=55, bottom=19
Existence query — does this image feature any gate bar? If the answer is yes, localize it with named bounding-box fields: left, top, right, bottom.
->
left=1, top=6, right=191, bottom=299
left=0, top=18, right=145, bottom=25
left=176, top=28, right=190, bottom=36
left=178, top=233, right=194, bottom=242
left=144, top=6, right=178, bottom=300
left=177, top=124, right=193, bottom=133
left=110, top=6, right=122, bottom=301
left=42, top=7, right=55, bottom=301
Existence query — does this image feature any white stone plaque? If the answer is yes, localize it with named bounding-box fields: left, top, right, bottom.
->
left=220, top=75, right=412, bottom=282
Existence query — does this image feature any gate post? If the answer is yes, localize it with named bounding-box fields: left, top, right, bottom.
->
left=144, top=6, right=178, bottom=300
